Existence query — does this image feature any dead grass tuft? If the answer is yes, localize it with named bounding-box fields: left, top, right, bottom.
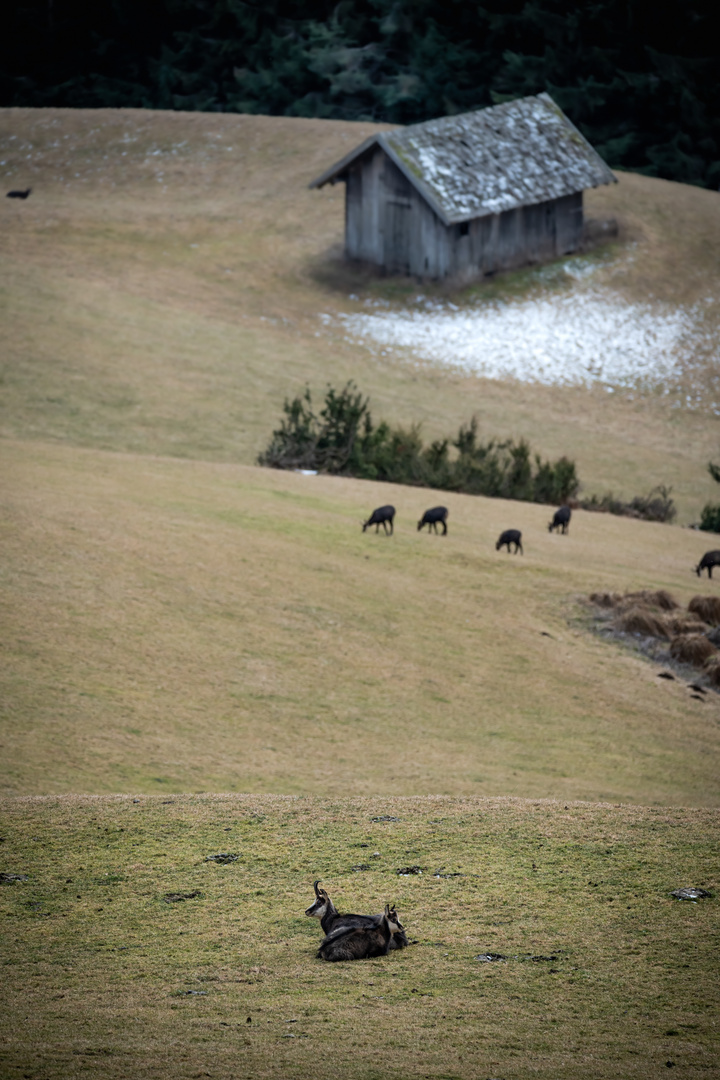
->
left=589, top=591, right=622, bottom=608
left=660, top=613, right=709, bottom=636
left=626, top=589, right=679, bottom=611
left=597, top=589, right=679, bottom=614
left=669, top=633, right=717, bottom=667
left=703, top=655, right=720, bottom=687
left=688, top=595, right=720, bottom=626
left=614, top=606, right=670, bottom=638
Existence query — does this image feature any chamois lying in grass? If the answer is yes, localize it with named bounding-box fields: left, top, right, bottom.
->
left=305, top=881, right=407, bottom=950
left=317, top=904, right=405, bottom=962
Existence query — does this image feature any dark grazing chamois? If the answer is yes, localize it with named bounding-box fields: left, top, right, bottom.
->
left=548, top=506, right=571, bottom=534
left=418, top=506, right=448, bottom=534
left=317, top=904, right=405, bottom=962
left=305, top=881, right=407, bottom=950
left=496, top=529, right=523, bottom=554
left=362, top=505, right=395, bottom=535
left=6, top=188, right=31, bottom=199
left=696, top=550, right=720, bottom=578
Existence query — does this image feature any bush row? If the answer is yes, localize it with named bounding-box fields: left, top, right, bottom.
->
left=258, top=382, right=579, bottom=504
left=578, top=487, right=677, bottom=524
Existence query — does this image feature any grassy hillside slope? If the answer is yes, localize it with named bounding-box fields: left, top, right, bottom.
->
left=1, top=109, right=719, bottom=1080
left=1, top=108, right=720, bottom=521
left=3, top=438, right=719, bottom=803
left=0, top=795, right=717, bottom=1080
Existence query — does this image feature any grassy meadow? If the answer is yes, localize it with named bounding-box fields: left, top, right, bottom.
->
left=1, top=107, right=720, bottom=1079
left=0, top=795, right=718, bottom=1080
left=1, top=108, right=720, bottom=517
left=2, top=435, right=720, bottom=804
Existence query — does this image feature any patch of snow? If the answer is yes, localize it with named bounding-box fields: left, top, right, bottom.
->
left=336, top=290, right=709, bottom=390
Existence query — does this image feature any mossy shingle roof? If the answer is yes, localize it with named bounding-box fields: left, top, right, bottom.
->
left=310, top=93, right=616, bottom=225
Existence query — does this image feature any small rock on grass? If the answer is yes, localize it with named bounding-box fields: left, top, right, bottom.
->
left=671, top=887, right=712, bottom=900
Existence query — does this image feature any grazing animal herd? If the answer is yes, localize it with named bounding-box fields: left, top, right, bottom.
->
left=362, top=503, right=718, bottom=577
left=362, top=502, right=574, bottom=555
left=306, top=881, right=408, bottom=962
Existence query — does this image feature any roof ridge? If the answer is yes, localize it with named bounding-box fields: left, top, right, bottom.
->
left=309, top=93, right=615, bottom=222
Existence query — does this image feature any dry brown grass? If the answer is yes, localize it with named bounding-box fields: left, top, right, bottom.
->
left=592, top=589, right=710, bottom=638
left=1, top=108, right=720, bottom=521
left=589, top=591, right=621, bottom=608
left=615, top=606, right=670, bottom=638
left=1, top=109, right=719, bottom=1077
left=669, top=634, right=717, bottom=667
left=3, top=438, right=720, bottom=806
left=688, top=595, right=720, bottom=626
left=622, top=589, right=680, bottom=612
left=606, top=589, right=684, bottom=636
left=593, top=589, right=679, bottom=613
left=2, top=108, right=720, bottom=807
left=703, top=656, right=720, bottom=688
left=660, top=614, right=708, bottom=637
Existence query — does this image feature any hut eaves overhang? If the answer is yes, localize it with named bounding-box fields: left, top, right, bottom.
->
left=309, top=92, right=616, bottom=226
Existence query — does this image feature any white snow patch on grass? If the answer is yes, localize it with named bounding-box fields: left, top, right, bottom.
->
left=337, top=290, right=703, bottom=389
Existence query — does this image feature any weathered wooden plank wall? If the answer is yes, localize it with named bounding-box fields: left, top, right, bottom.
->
left=344, top=148, right=584, bottom=279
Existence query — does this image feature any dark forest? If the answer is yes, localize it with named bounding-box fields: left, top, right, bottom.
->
left=3, top=0, right=718, bottom=189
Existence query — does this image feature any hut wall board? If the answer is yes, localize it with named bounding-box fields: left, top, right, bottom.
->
left=344, top=148, right=584, bottom=279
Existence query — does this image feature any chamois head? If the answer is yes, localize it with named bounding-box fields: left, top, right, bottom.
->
left=384, top=903, right=404, bottom=935
left=305, top=880, right=334, bottom=919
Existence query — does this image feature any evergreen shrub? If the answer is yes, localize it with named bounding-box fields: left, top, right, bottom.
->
left=259, top=382, right=579, bottom=504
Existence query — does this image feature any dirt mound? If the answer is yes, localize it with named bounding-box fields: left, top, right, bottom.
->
left=688, top=596, right=720, bottom=626
left=669, top=634, right=718, bottom=667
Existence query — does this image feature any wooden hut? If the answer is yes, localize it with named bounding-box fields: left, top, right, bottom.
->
left=309, top=93, right=616, bottom=279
